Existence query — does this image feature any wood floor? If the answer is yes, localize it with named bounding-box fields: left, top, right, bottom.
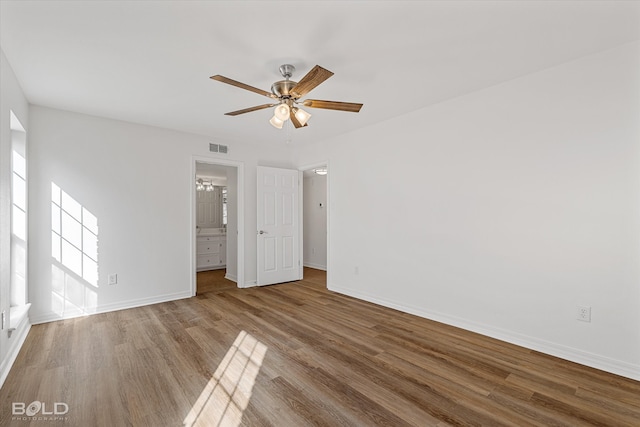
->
left=197, top=269, right=236, bottom=294
left=1, top=268, right=639, bottom=426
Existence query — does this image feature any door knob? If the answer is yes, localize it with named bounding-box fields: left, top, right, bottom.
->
left=258, top=230, right=267, bottom=235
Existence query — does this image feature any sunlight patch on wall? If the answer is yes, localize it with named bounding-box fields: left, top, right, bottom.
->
left=183, top=330, right=267, bottom=427
left=50, top=182, right=99, bottom=317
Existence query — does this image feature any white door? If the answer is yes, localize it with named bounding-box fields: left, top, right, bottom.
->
left=257, top=166, right=300, bottom=286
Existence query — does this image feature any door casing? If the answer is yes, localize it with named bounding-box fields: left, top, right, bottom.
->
left=190, top=155, right=244, bottom=295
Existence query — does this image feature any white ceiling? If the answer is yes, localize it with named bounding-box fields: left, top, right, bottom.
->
left=1, top=1, right=638, bottom=146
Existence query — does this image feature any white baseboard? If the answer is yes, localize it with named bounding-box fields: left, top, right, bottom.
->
left=241, top=280, right=257, bottom=288
left=303, top=262, right=327, bottom=271
left=29, top=291, right=193, bottom=325
left=224, top=273, right=237, bottom=283
left=328, top=283, right=640, bottom=381
left=0, top=314, right=31, bottom=389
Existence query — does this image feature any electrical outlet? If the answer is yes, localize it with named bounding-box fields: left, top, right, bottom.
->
left=577, top=305, right=591, bottom=322
left=354, top=266, right=359, bottom=275
left=108, top=274, right=118, bottom=285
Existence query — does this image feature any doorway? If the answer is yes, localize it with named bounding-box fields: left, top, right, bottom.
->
left=300, top=162, right=329, bottom=287
left=191, top=157, right=244, bottom=296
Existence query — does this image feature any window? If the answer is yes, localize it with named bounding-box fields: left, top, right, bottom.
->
left=11, top=150, right=27, bottom=306
left=10, top=111, right=27, bottom=309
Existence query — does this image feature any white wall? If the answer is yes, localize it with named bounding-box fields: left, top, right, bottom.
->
left=293, top=42, right=640, bottom=380
left=0, top=48, right=30, bottom=386
left=303, top=174, right=327, bottom=270
left=28, top=106, right=293, bottom=323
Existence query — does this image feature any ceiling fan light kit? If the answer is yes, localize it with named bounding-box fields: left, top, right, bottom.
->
left=292, top=107, right=311, bottom=126
left=273, top=103, right=290, bottom=122
left=210, top=64, right=363, bottom=130
left=269, top=115, right=284, bottom=129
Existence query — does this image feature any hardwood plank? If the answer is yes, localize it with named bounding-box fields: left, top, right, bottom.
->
left=487, top=385, right=579, bottom=427
left=197, top=269, right=236, bottom=294
left=267, top=376, right=357, bottom=426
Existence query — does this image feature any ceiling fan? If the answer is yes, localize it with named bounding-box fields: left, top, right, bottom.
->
left=210, top=64, right=363, bottom=129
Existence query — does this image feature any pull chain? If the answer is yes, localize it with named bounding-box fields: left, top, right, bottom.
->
left=285, top=118, right=292, bottom=144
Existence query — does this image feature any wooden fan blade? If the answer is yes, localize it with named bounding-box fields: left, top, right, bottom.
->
left=289, top=65, right=334, bottom=98
left=290, top=110, right=308, bottom=129
left=302, top=99, right=363, bottom=113
left=225, top=104, right=275, bottom=116
left=210, top=75, right=276, bottom=99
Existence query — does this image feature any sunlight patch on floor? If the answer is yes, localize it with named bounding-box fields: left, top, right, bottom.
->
left=184, top=330, right=267, bottom=427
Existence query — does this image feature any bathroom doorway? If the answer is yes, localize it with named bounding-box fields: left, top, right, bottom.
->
left=300, top=162, right=329, bottom=288
left=191, top=157, right=244, bottom=295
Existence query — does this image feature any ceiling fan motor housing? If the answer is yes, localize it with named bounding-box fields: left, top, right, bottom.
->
left=272, top=64, right=298, bottom=98
left=271, top=80, right=298, bottom=98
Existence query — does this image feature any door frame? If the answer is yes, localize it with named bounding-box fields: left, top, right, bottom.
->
left=298, top=160, right=330, bottom=285
left=190, top=155, right=245, bottom=295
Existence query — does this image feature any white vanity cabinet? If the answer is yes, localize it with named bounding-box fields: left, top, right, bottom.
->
left=196, top=234, right=226, bottom=271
